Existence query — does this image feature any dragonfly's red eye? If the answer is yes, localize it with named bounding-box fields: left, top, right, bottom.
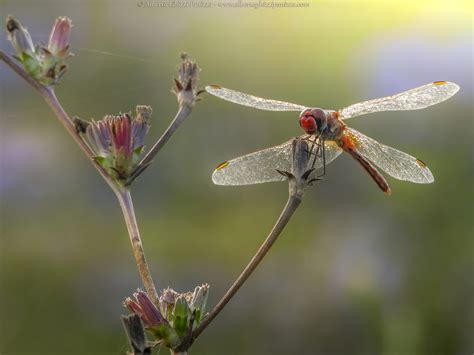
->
left=299, top=108, right=327, bottom=134
left=299, top=113, right=317, bottom=134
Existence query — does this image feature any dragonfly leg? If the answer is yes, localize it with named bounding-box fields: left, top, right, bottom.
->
left=302, top=134, right=316, bottom=158
left=304, top=134, right=320, bottom=159
left=302, top=135, right=326, bottom=184
left=307, top=137, right=327, bottom=184
left=309, top=136, right=323, bottom=169
left=316, top=138, right=326, bottom=179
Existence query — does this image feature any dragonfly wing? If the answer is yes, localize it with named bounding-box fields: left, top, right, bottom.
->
left=345, top=127, right=434, bottom=183
left=212, top=136, right=343, bottom=186
left=340, top=81, right=459, bottom=119
left=206, top=85, right=307, bottom=112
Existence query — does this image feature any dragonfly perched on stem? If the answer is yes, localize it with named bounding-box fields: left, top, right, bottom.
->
left=206, top=81, right=460, bottom=194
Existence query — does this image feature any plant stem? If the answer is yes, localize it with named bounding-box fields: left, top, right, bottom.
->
left=0, top=51, right=112, bottom=185
left=116, top=188, right=160, bottom=305
left=1, top=50, right=160, bottom=303
left=127, top=105, right=192, bottom=185
left=191, top=193, right=302, bottom=341
left=175, top=139, right=311, bottom=352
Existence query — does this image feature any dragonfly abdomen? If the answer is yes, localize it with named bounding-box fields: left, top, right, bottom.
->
left=338, top=135, right=391, bottom=195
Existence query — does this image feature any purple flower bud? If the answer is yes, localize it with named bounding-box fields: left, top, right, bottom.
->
left=135, top=290, right=166, bottom=327
left=124, top=290, right=166, bottom=328
left=79, top=107, right=152, bottom=181
left=124, top=297, right=143, bottom=315
left=48, top=17, right=72, bottom=56
left=125, top=284, right=210, bottom=349
left=85, top=119, right=111, bottom=157
left=107, top=114, right=133, bottom=160
left=5, top=16, right=35, bottom=57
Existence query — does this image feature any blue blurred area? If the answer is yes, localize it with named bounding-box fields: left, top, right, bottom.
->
left=0, top=1, right=473, bottom=354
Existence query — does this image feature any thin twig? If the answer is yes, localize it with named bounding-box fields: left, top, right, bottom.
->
left=127, top=105, right=192, bottom=185
left=129, top=52, right=201, bottom=185
left=116, top=188, right=160, bottom=305
left=190, top=193, right=302, bottom=341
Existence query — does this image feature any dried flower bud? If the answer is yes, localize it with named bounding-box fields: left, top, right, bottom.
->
left=124, top=290, right=179, bottom=348
left=5, top=16, right=35, bottom=58
left=122, top=314, right=151, bottom=354
left=85, top=119, right=111, bottom=157
left=190, top=284, right=209, bottom=323
left=107, top=113, right=133, bottom=162
left=276, top=138, right=317, bottom=199
left=125, top=290, right=166, bottom=327
left=132, top=106, right=151, bottom=151
left=4, top=15, right=73, bottom=86
left=173, top=53, right=200, bottom=108
left=38, top=16, right=73, bottom=85
left=80, top=106, right=152, bottom=182
left=124, top=284, right=209, bottom=351
left=158, top=284, right=209, bottom=334
left=48, top=16, right=72, bottom=56
left=124, top=297, right=143, bottom=316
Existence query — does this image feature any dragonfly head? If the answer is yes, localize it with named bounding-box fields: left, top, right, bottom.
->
left=299, top=108, right=327, bottom=135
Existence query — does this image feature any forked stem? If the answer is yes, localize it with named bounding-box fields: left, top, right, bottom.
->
left=127, top=105, right=192, bottom=185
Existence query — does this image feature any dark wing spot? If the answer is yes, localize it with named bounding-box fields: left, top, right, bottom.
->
left=215, top=161, right=230, bottom=170
left=433, top=81, right=447, bottom=85
left=415, top=158, right=427, bottom=168
left=209, top=85, right=222, bottom=89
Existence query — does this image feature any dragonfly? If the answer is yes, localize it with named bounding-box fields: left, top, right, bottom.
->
left=206, top=81, right=460, bottom=194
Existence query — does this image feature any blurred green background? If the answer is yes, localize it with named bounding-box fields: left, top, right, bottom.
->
left=1, top=1, right=473, bottom=354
